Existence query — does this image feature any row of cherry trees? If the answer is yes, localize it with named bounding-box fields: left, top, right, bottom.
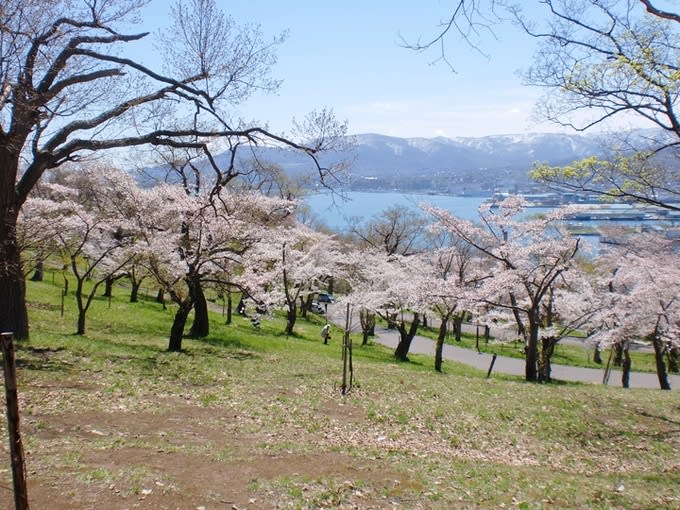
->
left=17, top=164, right=680, bottom=387
left=343, top=197, right=680, bottom=388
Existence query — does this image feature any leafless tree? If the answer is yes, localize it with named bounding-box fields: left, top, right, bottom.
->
left=0, top=0, right=346, bottom=338
left=348, top=204, right=428, bottom=256
left=412, top=0, right=680, bottom=207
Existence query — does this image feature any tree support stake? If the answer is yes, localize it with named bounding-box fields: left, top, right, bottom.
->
left=1, top=332, right=30, bottom=510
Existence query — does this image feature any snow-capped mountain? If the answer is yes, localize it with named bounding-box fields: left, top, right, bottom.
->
left=249, top=131, right=611, bottom=193
left=143, top=131, right=619, bottom=194
left=349, top=132, right=607, bottom=175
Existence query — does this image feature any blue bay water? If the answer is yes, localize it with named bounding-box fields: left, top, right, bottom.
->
left=304, top=191, right=488, bottom=231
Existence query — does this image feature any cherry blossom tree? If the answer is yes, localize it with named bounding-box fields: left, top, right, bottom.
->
left=1, top=0, right=346, bottom=339
left=424, top=197, right=588, bottom=382
left=16, top=195, right=69, bottom=280
left=342, top=248, right=429, bottom=361
left=418, top=229, right=484, bottom=371
left=239, top=224, right=342, bottom=336
left=27, top=166, right=140, bottom=335
left=141, top=184, right=293, bottom=351
left=341, top=204, right=434, bottom=359
left=590, top=234, right=680, bottom=389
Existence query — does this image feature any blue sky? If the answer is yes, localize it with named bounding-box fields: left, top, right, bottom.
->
left=143, top=0, right=557, bottom=139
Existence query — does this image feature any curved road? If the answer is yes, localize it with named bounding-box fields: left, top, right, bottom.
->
left=367, top=325, right=680, bottom=390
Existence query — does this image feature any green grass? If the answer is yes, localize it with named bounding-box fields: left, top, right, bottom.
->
left=5, top=277, right=680, bottom=509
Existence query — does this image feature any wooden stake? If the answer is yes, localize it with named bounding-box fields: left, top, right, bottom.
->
left=1, top=332, right=30, bottom=510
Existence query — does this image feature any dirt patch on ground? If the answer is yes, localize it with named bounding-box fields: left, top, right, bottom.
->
left=4, top=397, right=412, bottom=510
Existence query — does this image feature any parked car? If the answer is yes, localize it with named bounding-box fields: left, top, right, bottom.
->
left=310, top=301, right=325, bottom=314
left=316, top=292, right=334, bottom=303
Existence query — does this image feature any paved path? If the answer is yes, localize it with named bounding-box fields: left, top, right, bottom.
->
left=369, top=326, right=680, bottom=390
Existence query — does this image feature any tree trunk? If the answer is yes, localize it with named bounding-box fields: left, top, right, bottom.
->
left=103, top=276, right=114, bottom=297
left=168, top=300, right=192, bottom=352
left=525, top=316, right=539, bottom=382
left=394, top=313, right=420, bottom=361
left=285, top=304, right=297, bottom=336
left=0, top=204, right=29, bottom=339
left=359, top=308, right=375, bottom=346
left=652, top=337, right=671, bottom=390
left=225, top=290, right=232, bottom=325
left=299, top=295, right=309, bottom=319
left=74, top=276, right=88, bottom=336
left=454, top=315, right=463, bottom=342
left=130, top=278, right=141, bottom=303
left=538, top=336, right=557, bottom=383
left=593, top=343, right=603, bottom=364
left=435, top=317, right=448, bottom=372
left=189, top=276, right=209, bottom=338
left=621, top=343, right=631, bottom=389
left=76, top=309, right=87, bottom=336
left=30, top=260, right=44, bottom=282
left=614, top=343, right=623, bottom=366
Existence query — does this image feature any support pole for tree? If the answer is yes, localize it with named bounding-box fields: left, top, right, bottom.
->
left=486, top=353, right=497, bottom=378
left=603, top=347, right=614, bottom=386
left=1, top=332, right=30, bottom=510
left=341, top=303, right=353, bottom=395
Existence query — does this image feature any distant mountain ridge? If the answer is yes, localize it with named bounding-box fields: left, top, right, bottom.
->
left=250, top=131, right=612, bottom=194
left=350, top=131, right=605, bottom=168
left=143, top=131, right=621, bottom=194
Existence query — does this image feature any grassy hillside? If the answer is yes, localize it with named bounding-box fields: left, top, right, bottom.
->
left=1, top=278, right=679, bottom=509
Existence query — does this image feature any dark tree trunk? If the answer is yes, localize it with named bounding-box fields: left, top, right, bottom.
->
left=621, top=343, right=631, bottom=389
left=614, top=343, right=623, bottom=366
left=299, top=295, right=310, bottom=319
left=285, top=303, right=297, bottom=336
left=435, top=317, right=448, bottom=372
left=156, top=288, right=165, bottom=304
left=394, top=313, right=421, bottom=361
left=73, top=273, right=104, bottom=336
left=593, top=343, right=603, bottom=364
left=0, top=202, right=29, bottom=339
left=76, top=309, right=86, bottom=336
left=538, top=336, right=558, bottom=383
left=30, top=260, right=44, bottom=282
left=525, top=315, right=539, bottom=382
left=652, top=337, right=671, bottom=390
left=130, top=278, right=142, bottom=303
left=359, top=308, right=375, bottom=346
left=74, top=275, right=87, bottom=336
left=189, top=277, right=209, bottom=338
left=103, top=276, right=114, bottom=297
left=225, top=290, right=232, bottom=325
left=454, top=315, right=463, bottom=342
left=168, top=300, right=192, bottom=352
